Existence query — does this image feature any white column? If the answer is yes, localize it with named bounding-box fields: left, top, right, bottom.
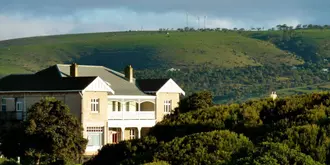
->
left=138, top=99, right=141, bottom=120
left=137, top=127, right=141, bottom=139
left=138, top=99, right=141, bottom=111
left=121, top=127, right=125, bottom=141
left=154, top=99, right=157, bottom=120
left=121, top=99, right=124, bottom=120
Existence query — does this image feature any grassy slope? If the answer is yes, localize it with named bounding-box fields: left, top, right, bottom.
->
left=0, top=31, right=302, bottom=75
left=246, top=29, right=330, bottom=60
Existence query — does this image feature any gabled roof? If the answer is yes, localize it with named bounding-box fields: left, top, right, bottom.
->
left=0, top=74, right=97, bottom=92
left=136, top=78, right=170, bottom=92
left=54, top=64, right=147, bottom=95
left=136, top=78, right=185, bottom=95
left=4, top=64, right=185, bottom=96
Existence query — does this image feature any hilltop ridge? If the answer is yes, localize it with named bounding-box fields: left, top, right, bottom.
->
left=0, top=26, right=329, bottom=103
left=0, top=30, right=306, bottom=75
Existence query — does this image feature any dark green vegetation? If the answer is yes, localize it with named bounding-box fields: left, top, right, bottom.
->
left=0, top=158, right=19, bottom=165
left=0, top=97, right=87, bottom=165
left=0, top=24, right=330, bottom=102
left=85, top=92, right=330, bottom=165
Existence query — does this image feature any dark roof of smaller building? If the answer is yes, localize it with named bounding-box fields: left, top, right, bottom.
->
left=0, top=74, right=97, bottom=91
left=136, top=78, right=170, bottom=92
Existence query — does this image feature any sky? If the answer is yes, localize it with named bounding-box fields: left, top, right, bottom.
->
left=0, top=0, right=330, bottom=41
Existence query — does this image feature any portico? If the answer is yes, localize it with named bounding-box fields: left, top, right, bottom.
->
left=107, top=95, right=157, bottom=144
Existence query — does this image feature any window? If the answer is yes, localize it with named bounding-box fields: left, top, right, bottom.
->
left=16, top=101, right=23, bottom=111
left=126, top=102, right=130, bottom=111
left=112, top=101, right=116, bottom=111
left=117, top=102, right=121, bottom=112
left=129, top=129, right=136, bottom=140
left=164, top=100, right=172, bottom=113
left=87, top=127, right=104, bottom=147
left=91, top=99, right=99, bottom=112
left=1, top=98, right=6, bottom=112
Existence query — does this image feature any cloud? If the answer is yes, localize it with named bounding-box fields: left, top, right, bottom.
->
left=0, top=0, right=329, bottom=40
left=0, top=14, right=76, bottom=40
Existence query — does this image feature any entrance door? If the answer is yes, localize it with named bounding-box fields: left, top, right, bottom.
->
left=112, top=131, right=120, bottom=144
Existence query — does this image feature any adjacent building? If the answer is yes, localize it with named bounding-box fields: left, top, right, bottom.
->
left=0, top=63, right=185, bottom=155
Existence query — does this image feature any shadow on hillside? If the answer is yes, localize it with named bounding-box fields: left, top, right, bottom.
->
left=248, top=32, right=320, bottom=62
left=70, top=46, right=168, bottom=70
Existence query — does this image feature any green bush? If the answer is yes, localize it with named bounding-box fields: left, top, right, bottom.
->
left=84, top=136, right=159, bottom=165
left=177, top=90, right=213, bottom=113
left=143, top=161, right=169, bottom=165
left=0, top=158, right=19, bottom=165
left=85, top=92, right=330, bottom=165
left=154, top=130, right=254, bottom=165
left=232, top=142, right=324, bottom=165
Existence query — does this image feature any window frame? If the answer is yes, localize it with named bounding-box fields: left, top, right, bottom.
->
left=86, top=127, right=104, bottom=147
left=164, top=100, right=172, bottom=113
left=1, top=98, right=6, bottom=112
left=16, top=101, right=23, bottom=111
left=129, top=129, right=135, bottom=140
left=126, top=102, right=130, bottom=111
left=91, top=98, right=100, bottom=113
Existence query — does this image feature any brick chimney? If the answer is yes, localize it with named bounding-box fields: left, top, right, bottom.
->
left=124, top=65, right=133, bottom=83
left=70, top=63, right=78, bottom=77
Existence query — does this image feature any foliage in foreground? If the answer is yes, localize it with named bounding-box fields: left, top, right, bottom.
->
left=0, top=158, right=19, bottom=165
left=233, top=142, right=325, bottom=165
left=176, top=90, right=213, bottom=113
left=85, top=92, right=330, bottom=165
left=154, top=130, right=253, bottom=165
left=0, top=97, right=87, bottom=165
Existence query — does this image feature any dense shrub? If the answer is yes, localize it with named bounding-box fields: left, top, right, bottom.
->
left=232, top=142, right=324, bottom=165
left=0, top=158, right=19, bottom=165
left=84, top=136, right=159, bottom=165
left=86, top=92, right=330, bottom=165
left=154, top=130, right=253, bottom=165
left=177, top=90, right=213, bottom=113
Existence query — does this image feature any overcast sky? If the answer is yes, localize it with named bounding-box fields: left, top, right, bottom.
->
left=0, top=0, right=329, bottom=40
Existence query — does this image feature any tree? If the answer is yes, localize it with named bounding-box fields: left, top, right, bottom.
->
left=232, top=142, right=324, bottom=165
left=154, top=130, right=254, bottom=165
left=1, top=97, right=87, bottom=165
left=177, top=90, right=213, bottom=113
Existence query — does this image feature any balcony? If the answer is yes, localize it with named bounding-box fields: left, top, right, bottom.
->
left=0, top=111, right=26, bottom=121
left=108, top=111, right=155, bottom=120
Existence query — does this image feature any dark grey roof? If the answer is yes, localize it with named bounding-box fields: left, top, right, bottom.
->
left=0, top=74, right=96, bottom=91
left=55, top=64, right=148, bottom=95
left=136, top=79, right=170, bottom=92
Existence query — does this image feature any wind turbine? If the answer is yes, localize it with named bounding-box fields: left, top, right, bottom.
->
left=204, top=16, right=207, bottom=29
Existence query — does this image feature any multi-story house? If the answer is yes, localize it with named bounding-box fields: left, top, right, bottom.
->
left=0, top=63, right=185, bottom=155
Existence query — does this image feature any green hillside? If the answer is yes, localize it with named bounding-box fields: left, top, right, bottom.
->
left=0, top=28, right=329, bottom=103
left=0, top=31, right=303, bottom=75
left=246, top=29, right=330, bottom=61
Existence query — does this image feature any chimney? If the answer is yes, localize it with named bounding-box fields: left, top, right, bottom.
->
left=70, top=63, right=78, bottom=77
left=124, top=65, right=133, bottom=83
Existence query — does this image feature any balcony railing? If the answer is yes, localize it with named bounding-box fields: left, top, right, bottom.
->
left=108, top=111, right=155, bottom=120
left=0, top=111, right=26, bottom=121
